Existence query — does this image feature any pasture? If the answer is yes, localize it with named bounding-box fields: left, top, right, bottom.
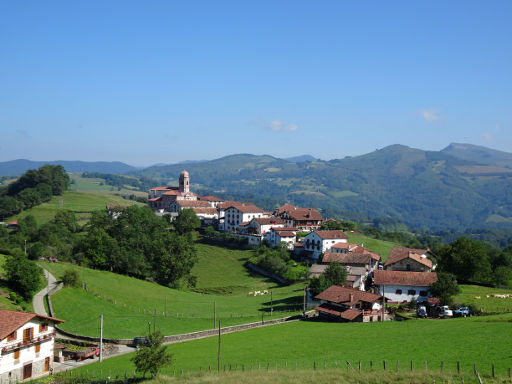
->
left=455, top=284, right=512, bottom=314
left=9, top=191, right=143, bottom=225
left=71, top=313, right=512, bottom=379
left=41, top=244, right=305, bottom=339
left=346, top=233, right=399, bottom=260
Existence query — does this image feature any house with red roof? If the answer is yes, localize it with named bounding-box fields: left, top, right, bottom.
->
left=303, top=230, right=348, bottom=259
left=0, top=309, right=64, bottom=382
left=372, top=270, right=438, bottom=303
left=219, top=202, right=266, bottom=233
left=384, top=247, right=433, bottom=272
left=264, top=227, right=298, bottom=250
left=274, top=204, right=323, bottom=231
left=315, top=285, right=388, bottom=322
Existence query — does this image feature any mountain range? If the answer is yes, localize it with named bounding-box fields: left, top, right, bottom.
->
left=2, top=143, right=512, bottom=231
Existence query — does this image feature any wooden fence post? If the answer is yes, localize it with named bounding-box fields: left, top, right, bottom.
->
left=425, top=361, right=428, bottom=371
left=473, top=363, right=477, bottom=376
left=314, top=361, right=316, bottom=370
left=457, top=361, right=460, bottom=374
left=441, top=361, right=444, bottom=372
left=335, top=360, right=338, bottom=369
left=410, top=360, right=413, bottom=371
left=383, top=360, right=386, bottom=371
left=324, top=360, right=326, bottom=369
left=508, top=367, right=511, bottom=378
left=492, top=364, right=495, bottom=378
left=370, top=360, right=373, bottom=371
left=396, top=360, right=399, bottom=371
left=359, top=360, right=361, bottom=372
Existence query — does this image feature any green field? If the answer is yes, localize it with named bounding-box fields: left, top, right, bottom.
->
left=346, top=233, right=399, bottom=260
left=72, top=314, right=512, bottom=379
left=455, top=284, right=512, bottom=314
left=41, top=242, right=305, bottom=338
left=9, top=191, right=143, bottom=225
left=68, top=173, right=147, bottom=197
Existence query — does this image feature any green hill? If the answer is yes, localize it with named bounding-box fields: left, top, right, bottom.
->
left=442, top=142, right=512, bottom=169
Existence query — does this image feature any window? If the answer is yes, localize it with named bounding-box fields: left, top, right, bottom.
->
left=419, top=291, right=428, bottom=297
left=395, top=289, right=403, bottom=295
left=406, top=264, right=411, bottom=271
left=407, top=289, right=416, bottom=295
left=23, top=327, right=34, bottom=342
left=39, top=323, right=48, bottom=332
left=7, top=331, right=17, bottom=341
left=35, top=343, right=41, bottom=353
left=14, top=349, right=20, bottom=359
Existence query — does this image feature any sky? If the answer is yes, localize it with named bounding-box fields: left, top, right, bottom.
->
left=1, top=1, right=511, bottom=166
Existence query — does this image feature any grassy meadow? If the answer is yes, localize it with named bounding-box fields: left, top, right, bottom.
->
left=71, top=314, right=512, bottom=379
left=455, top=284, right=512, bottom=314
left=346, top=233, right=399, bottom=260
left=41, top=241, right=305, bottom=338
left=9, top=190, right=143, bottom=225
left=68, top=173, right=147, bottom=197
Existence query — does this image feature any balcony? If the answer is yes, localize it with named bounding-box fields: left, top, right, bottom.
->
left=1, top=331, right=56, bottom=354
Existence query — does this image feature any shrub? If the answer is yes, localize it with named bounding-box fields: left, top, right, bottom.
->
left=61, top=269, right=81, bottom=288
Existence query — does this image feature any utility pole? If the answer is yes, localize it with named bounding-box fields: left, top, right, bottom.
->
left=148, top=322, right=151, bottom=336
left=382, top=285, right=385, bottom=323
left=270, top=290, right=273, bottom=317
left=24, top=240, right=27, bottom=255
left=303, top=286, right=307, bottom=316
left=99, top=314, right=103, bottom=363
left=153, top=309, right=156, bottom=333
left=213, top=301, right=216, bottom=329
left=217, top=320, right=221, bottom=372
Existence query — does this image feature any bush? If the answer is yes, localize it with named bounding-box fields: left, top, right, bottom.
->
left=61, top=269, right=81, bottom=288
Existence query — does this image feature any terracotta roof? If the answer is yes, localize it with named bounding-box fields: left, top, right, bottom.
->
left=330, top=243, right=381, bottom=261
left=315, top=285, right=381, bottom=305
left=162, top=190, right=181, bottom=196
left=218, top=200, right=243, bottom=209
left=148, top=197, right=161, bottom=202
left=322, top=252, right=371, bottom=265
left=373, top=270, right=437, bottom=286
left=254, top=217, right=285, bottom=226
left=0, top=309, right=64, bottom=340
left=224, top=202, right=263, bottom=213
left=192, top=207, right=218, bottom=214
left=149, top=186, right=172, bottom=191
left=284, top=208, right=323, bottom=221
left=200, top=195, right=224, bottom=202
left=275, top=231, right=296, bottom=237
left=312, top=230, right=348, bottom=240
left=315, top=303, right=363, bottom=321
left=274, top=203, right=297, bottom=215
left=384, top=247, right=432, bottom=269
left=176, top=200, right=211, bottom=208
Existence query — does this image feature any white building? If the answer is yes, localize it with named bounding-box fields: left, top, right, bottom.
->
left=384, top=247, right=433, bottom=272
left=0, top=309, right=64, bottom=382
left=303, top=230, right=348, bottom=259
left=264, top=228, right=298, bottom=250
left=221, top=202, right=265, bottom=233
left=246, top=217, right=285, bottom=236
left=373, top=270, right=438, bottom=303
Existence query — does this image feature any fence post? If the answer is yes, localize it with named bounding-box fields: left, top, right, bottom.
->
left=508, top=367, right=511, bottom=378
left=335, top=360, right=338, bottom=369
left=492, top=364, right=495, bottom=378
left=473, top=363, right=477, bottom=376
left=383, top=360, right=386, bottom=371
left=411, top=360, right=413, bottom=371
left=370, top=360, right=373, bottom=371
left=359, top=360, right=361, bottom=372
left=425, top=361, right=428, bottom=371
left=295, top=361, right=297, bottom=370
left=457, top=361, right=460, bottom=374
left=324, top=360, right=326, bottom=369
left=314, top=361, right=316, bottom=370
left=441, top=361, right=444, bottom=372
left=396, top=360, right=399, bottom=371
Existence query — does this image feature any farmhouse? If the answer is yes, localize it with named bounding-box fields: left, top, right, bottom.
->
left=384, top=247, right=433, bottom=272
left=372, top=270, right=438, bottom=303
left=315, top=285, right=388, bottom=322
left=221, top=202, right=266, bottom=233
left=275, top=205, right=323, bottom=230
left=303, top=230, right=348, bottom=259
left=0, top=309, right=64, bottom=382
left=244, top=217, right=285, bottom=236
left=264, top=228, right=298, bottom=250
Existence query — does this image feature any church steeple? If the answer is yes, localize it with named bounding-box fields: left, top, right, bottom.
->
left=179, top=170, right=190, bottom=193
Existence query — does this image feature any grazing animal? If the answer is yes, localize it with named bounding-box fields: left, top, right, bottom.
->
left=475, top=296, right=481, bottom=299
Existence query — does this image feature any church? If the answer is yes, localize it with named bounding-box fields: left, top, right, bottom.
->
left=147, top=170, right=198, bottom=210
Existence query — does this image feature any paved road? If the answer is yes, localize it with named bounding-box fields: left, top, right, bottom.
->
left=33, top=268, right=62, bottom=316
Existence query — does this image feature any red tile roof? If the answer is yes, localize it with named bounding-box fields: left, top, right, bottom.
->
left=176, top=200, right=211, bottom=208
left=149, top=186, right=172, bottom=191
left=373, top=270, right=437, bottom=286
left=315, top=303, right=363, bottom=321
left=147, top=197, right=161, bottom=202
left=254, top=218, right=285, bottom=226
left=384, top=247, right=432, bottom=269
left=284, top=208, right=323, bottom=221
left=200, top=195, right=224, bottom=202
left=224, top=202, right=263, bottom=213
left=275, top=231, right=297, bottom=237
left=315, top=285, right=381, bottom=305
left=192, top=207, right=218, bottom=214
left=322, top=252, right=372, bottom=265
left=313, top=230, right=348, bottom=240
left=274, top=203, right=297, bottom=215
left=0, top=309, right=64, bottom=340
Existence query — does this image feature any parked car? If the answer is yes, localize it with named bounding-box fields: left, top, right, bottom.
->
left=453, top=306, right=470, bottom=317
left=133, top=337, right=149, bottom=347
left=417, top=305, right=427, bottom=318
left=438, top=305, right=453, bottom=318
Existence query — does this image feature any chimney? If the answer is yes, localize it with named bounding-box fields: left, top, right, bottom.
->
left=349, top=293, right=354, bottom=303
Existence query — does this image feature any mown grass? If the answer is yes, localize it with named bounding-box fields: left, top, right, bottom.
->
left=68, top=173, right=147, bottom=197
left=42, top=255, right=304, bottom=339
left=455, top=284, right=512, bottom=314
left=72, top=314, right=512, bottom=379
left=346, top=233, right=399, bottom=260
left=144, top=370, right=507, bottom=384
left=9, top=191, right=143, bottom=225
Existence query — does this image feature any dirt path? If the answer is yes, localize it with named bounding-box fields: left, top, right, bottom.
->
left=33, top=267, right=62, bottom=316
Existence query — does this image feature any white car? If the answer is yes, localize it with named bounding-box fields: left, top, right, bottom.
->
left=439, top=305, right=453, bottom=318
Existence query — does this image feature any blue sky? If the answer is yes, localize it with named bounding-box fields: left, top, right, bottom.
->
left=1, top=1, right=511, bottom=166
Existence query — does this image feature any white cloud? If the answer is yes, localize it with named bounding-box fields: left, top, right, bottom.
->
left=481, top=132, right=493, bottom=142
left=420, top=109, right=442, bottom=123
left=265, top=119, right=298, bottom=132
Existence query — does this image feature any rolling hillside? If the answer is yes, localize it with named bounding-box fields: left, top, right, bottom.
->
left=137, top=145, right=512, bottom=231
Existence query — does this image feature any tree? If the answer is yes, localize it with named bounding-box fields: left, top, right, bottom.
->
left=61, top=269, right=81, bottom=288
left=324, top=262, right=347, bottom=286
left=429, top=272, right=460, bottom=305
left=173, top=208, right=201, bottom=235
left=131, top=331, right=173, bottom=378
left=4, top=252, right=43, bottom=300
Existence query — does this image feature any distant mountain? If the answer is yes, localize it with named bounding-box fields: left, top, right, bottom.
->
left=284, top=154, right=317, bottom=163
left=137, top=145, right=512, bottom=231
left=442, top=143, right=512, bottom=169
left=0, top=159, right=137, bottom=176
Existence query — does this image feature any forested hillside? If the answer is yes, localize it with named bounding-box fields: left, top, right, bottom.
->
left=137, top=145, right=512, bottom=231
